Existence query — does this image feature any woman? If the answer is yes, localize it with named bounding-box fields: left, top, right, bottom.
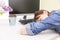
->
left=21, top=9, right=60, bottom=36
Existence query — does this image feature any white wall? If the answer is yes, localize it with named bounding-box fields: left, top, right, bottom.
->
left=40, top=0, right=60, bottom=11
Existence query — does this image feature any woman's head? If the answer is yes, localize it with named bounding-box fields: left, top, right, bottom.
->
left=34, top=10, right=50, bottom=22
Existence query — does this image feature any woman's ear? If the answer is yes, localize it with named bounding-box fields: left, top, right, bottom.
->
left=43, top=11, right=47, bottom=14
left=43, top=11, right=49, bottom=16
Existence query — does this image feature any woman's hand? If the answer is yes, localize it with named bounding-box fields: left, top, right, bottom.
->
left=20, top=25, right=27, bottom=35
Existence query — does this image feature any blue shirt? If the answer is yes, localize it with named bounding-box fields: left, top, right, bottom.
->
left=26, top=9, right=60, bottom=35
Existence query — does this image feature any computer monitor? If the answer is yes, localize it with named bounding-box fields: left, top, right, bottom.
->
left=9, top=0, right=39, bottom=14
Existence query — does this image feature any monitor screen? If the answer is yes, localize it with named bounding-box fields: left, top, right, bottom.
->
left=9, top=0, right=39, bottom=14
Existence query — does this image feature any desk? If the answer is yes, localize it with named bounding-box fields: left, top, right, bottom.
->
left=0, top=17, right=59, bottom=40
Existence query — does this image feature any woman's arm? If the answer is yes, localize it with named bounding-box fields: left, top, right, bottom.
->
left=20, top=21, right=53, bottom=36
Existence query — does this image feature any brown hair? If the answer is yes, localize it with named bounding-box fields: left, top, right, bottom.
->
left=34, top=10, right=50, bottom=21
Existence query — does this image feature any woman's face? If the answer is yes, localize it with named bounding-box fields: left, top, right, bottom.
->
left=36, top=11, right=49, bottom=21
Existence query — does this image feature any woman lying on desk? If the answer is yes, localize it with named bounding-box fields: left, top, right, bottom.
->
left=21, top=9, right=60, bottom=36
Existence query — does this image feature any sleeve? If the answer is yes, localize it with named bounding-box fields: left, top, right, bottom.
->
left=26, top=23, right=35, bottom=36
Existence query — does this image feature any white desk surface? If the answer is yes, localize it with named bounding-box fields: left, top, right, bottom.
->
left=0, top=16, right=60, bottom=40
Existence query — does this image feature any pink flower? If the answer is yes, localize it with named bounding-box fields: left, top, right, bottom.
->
left=2, top=6, right=13, bottom=12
